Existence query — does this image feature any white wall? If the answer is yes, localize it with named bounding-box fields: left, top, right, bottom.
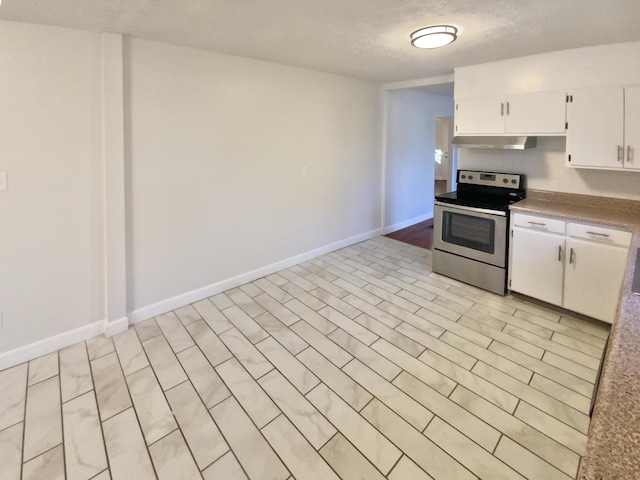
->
left=384, top=89, right=454, bottom=231
left=0, top=22, right=104, bottom=354
left=124, top=38, right=382, bottom=315
left=456, top=41, right=640, bottom=200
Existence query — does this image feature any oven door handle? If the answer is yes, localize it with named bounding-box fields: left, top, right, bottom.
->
left=434, top=201, right=507, bottom=217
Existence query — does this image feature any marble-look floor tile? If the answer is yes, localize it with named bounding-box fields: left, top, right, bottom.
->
left=23, top=376, right=62, bottom=461
left=307, top=383, right=401, bottom=475
left=149, top=430, right=201, bottom=480
left=415, top=308, right=492, bottom=348
left=458, top=317, right=544, bottom=358
left=489, top=341, right=595, bottom=394
left=472, top=362, right=589, bottom=434
left=185, top=319, right=233, bottom=367
left=310, top=288, right=362, bottom=319
left=173, top=304, right=202, bottom=325
left=558, top=315, right=610, bottom=339
left=59, top=343, right=92, bottom=403
left=396, top=323, right=477, bottom=370
left=529, top=373, right=591, bottom=414
left=361, top=399, right=475, bottom=480
left=192, top=298, right=233, bottom=334
left=397, top=290, right=459, bottom=322
left=376, top=301, right=445, bottom=338
left=62, top=391, right=108, bottom=480
left=0, top=363, right=28, bottom=430
left=27, top=352, right=58, bottom=386
left=320, top=433, right=385, bottom=480
left=22, top=444, right=65, bottom=480
left=0, top=422, right=23, bottom=480
left=388, top=456, right=435, bottom=480
left=91, top=352, right=132, bottom=420
left=254, top=312, right=308, bottom=354
left=254, top=293, right=300, bottom=326
left=165, top=381, right=228, bottom=469
left=352, top=313, right=425, bottom=356
left=211, top=397, right=289, bottom=480
left=222, top=305, right=269, bottom=343
left=202, top=451, right=248, bottom=480
left=371, top=339, right=457, bottom=397
left=142, top=335, right=188, bottom=391
left=363, top=283, right=421, bottom=314
left=126, top=366, right=177, bottom=445
left=393, top=372, right=500, bottom=452
left=209, top=292, right=235, bottom=310
left=86, top=335, right=115, bottom=361
left=103, top=408, right=156, bottom=480
left=134, top=318, right=162, bottom=342
left=285, top=298, right=337, bottom=335
left=343, top=359, right=433, bottom=431
left=290, top=321, right=352, bottom=368
left=112, top=328, right=148, bottom=376
left=328, top=328, right=401, bottom=381
left=218, top=327, right=273, bottom=379
left=450, top=386, right=580, bottom=478
left=278, top=269, right=316, bottom=291
left=297, top=347, right=372, bottom=411
left=259, top=369, right=336, bottom=450
left=514, top=401, right=587, bottom=456
left=91, top=470, right=111, bottom=480
left=424, top=417, right=525, bottom=480
left=253, top=277, right=294, bottom=304
left=343, top=294, right=402, bottom=328
left=440, top=331, right=531, bottom=383
left=257, top=337, right=319, bottom=394
left=155, top=311, right=195, bottom=353
left=280, top=280, right=327, bottom=310
left=216, top=358, right=280, bottom=428
left=262, top=415, right=339, bottom=480
left=318, top=306, right=379, bottom=345
left=333, top=277, right=382, bottom=304
left=541, top=351, right=597, bottom=383
left=494, top=435, right=572, bottom=480
left=177, top=346, right=231, bottom=408
left=226, top=288, right=266, bottom=318
left=551, top=331, right=603, bottom=358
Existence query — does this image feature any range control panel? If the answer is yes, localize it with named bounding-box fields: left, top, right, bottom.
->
left=457, top=170, right=523, bottom=189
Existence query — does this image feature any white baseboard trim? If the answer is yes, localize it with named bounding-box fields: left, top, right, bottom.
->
left=129, top=228, right=383, bottom=324
left=104, top=316, right=129, bottom=337
left=0, top=320, right=105, bottom=371
left=383, top=212, right=433, bottom=235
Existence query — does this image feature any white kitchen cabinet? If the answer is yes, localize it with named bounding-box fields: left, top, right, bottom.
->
left=566, top=85, right=640, bottom=171
left=455, top=91, right=566, bottom=135
left=510, top=213, right=566, bottom=306
left=509, top=213, right=631, bottom=323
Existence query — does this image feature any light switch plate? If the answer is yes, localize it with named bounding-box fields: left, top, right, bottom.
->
left=0, top=172, right=7, bottom=191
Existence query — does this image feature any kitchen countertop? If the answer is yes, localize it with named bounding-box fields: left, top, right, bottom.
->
left=509, top=190, right=640, bottom=480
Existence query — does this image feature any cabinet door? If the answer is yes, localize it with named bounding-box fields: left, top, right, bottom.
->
left=566, top=87, right=624, bottom=169
left=505, top=91, right=566, bottom=134
left=455, top=97, right=505, bottom=134
left=563, top=238, right=628, bottom=323
left=509, top=227, right=564, bottom=306
left=625, top=85, right=640, bottom=171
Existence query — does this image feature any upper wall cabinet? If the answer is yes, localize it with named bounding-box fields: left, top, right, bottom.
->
left=566, top=85, right=640, bottom=170
left=454, top=91, right=567, bottom=135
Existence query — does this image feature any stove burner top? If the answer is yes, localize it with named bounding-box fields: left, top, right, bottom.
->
left=435, top=170, right=526, bottom=211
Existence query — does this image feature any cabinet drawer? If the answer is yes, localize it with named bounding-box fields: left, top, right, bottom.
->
left=512, top=213, right=565, bottom=234
left=567, top=222, right=632, bottom=247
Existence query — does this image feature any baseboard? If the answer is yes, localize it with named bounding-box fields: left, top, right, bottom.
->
left=128, top=228, right=383, bottom=324
left=0, top=320, right=105, bottom=371
left=104, top=316, right=129, bottom=337
left=383, top=212, right=433, bottom=235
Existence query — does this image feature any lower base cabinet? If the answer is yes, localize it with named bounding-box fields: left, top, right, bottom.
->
left=509, top=213, right=631, bottom=323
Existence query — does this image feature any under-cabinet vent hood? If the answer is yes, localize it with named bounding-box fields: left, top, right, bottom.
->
left=451, top=136, right=537, bottom=150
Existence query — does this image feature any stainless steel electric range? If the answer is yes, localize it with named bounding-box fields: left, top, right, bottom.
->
left=433, top=170, right=526, bottom=295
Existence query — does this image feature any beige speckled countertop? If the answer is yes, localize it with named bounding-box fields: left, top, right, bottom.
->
left=510, top=190, right=640, bottom=480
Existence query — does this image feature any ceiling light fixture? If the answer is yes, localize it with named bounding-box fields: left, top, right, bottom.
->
left=411, top=25, right=458, bottom=49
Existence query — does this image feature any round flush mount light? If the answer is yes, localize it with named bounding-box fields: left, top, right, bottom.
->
left=411, top=25, right=458, bottom=49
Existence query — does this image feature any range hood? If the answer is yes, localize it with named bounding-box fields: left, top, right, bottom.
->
left=451, top=136, right=537, bottom=150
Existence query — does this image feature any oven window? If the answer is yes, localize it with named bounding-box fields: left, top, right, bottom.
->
left=442, top=211, right=495, bottom=254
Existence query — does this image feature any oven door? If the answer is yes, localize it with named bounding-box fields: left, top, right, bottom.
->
left=434, top=202, right=507, bottom=268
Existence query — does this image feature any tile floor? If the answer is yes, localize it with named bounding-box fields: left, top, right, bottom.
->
left=0, top=236, right=610, bottom=480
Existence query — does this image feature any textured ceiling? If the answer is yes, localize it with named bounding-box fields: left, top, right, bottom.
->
left=1, top=0, right=639, bottom=83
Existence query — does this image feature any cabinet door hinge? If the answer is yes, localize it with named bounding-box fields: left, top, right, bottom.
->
left=566, top=94, right=569, bottom=103
left=511, top=229, right=513, bottom=237
left=568, top=154, right=571, bottom=162
left=455, top=104, right=458, bottom=110
left=569, top=95, right=573, bottom=102
left=508, top=279, right=512, bottom=288
left=565, top=122, right=568, bottom=130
